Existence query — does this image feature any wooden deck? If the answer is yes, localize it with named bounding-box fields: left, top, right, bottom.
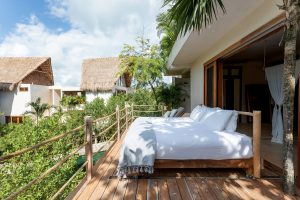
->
left=71, top=133, right=298, bottom=200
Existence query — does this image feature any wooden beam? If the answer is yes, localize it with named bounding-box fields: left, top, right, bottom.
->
left=217, top=60, right=223, bottom=108
left=253, top=111, right=261, bottom=178
left=154, top=159, right=253, bottom=169
left=84, top=116, right=93, bottom=182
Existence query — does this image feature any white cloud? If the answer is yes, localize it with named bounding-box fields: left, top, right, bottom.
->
left=0, top=0, right=163, bottom=86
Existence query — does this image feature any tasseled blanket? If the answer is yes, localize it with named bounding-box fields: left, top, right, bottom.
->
left=117, top=118, right=157, bottom=178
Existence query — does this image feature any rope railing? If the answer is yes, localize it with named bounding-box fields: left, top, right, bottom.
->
left=1, top=103, right=164, bottom=199
left=50, top=161, right=88, bottom=200
left=96, top=121, right=117, bottom=137
left=93, top=112, right=116, bottom=123
left=4, top=142, right=87, bottom=200
left=0, top=125, right=85, bottom=162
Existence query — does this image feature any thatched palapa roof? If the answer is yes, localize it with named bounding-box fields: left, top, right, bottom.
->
left=81, top=57, right=121, bottom=92
left=0, top=57, right=54, bottom=91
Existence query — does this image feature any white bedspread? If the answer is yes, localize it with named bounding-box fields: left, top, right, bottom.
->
left=137, top=117, right=253, bottom=160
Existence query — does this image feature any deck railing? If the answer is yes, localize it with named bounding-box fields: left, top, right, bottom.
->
left=0, top=103, right=164, bottom=200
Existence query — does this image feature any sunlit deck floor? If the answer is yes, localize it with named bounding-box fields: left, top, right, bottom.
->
left=71, top=133, right=298, bottom=200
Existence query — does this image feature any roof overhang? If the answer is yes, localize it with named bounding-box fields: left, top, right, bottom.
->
left=167, top=0, right=279, bottom=75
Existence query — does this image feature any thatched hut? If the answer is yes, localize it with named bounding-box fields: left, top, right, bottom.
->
left=80, top=57, right=132, bottom=102
left=0, top=57, right=54, bottom=123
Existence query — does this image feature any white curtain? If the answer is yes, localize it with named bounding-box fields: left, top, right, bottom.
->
left=265, top=65, right=284, bottom=144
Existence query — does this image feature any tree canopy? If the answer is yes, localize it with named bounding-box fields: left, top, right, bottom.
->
left=119, top=37, right=165, bottom=103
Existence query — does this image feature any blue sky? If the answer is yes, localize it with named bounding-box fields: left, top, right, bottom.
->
left=0, top=0, right=163, bottom=86
left=0, top=0, right=69, bottom=39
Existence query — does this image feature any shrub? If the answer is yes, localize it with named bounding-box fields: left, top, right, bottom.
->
left=61, top=95, right=86, bottom=109
left=0, top=115, right=85, bottom=200
left=157, top=84, right=182, bottom=109
left=84, top=98, right=107, bottom=119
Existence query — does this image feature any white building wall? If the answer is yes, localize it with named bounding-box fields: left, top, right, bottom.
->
left=0, top=84, right=54, bottom=123
left=30, top=84, right=52, bottom=116
left=86, top=92, right=113, bottom=103
left=0, top=84, right=31, bottom=123
left=190, top=0, right=282, bottom=110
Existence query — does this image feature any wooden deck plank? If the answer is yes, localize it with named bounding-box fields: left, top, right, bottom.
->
left=113, top=179, right=128, bottom=200
left=227, top=179, right=254, bottom=200
left=259, top=179, right=296, bottom=200
left=167, top=179, right=182, bottom=200
left=71, top=130, right=299, bottom=200
left=194, top=178, right=217, bottom=199
left=147, top=179, right=158, bottom=200
left=88, top=140, right=123, bottom=199
left=136, top=179, right=147, bottom=200
left=76, top=139, right=121, bottom=199
left=99, top=179, right=119, bottom=200
left=234, top=179, right=274, bottom=200
left=184, top=178, right=202, bottom=200
left=214, top=179, right=243, bottom=200
left=157, top=179, right=170, bottom=200
left=124, top=179, right=138, bottom=200
left=206, top=179, right=230, bottom=200
left=176, top=179, right=192, bottom=200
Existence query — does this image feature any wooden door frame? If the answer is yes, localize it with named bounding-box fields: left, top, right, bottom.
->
left=203, top=13, right=285, bottom=109
left=204, top=61, right=217, bottom=107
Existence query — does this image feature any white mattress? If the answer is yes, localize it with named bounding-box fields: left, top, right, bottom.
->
left=137, top=117, right=253, bottom=160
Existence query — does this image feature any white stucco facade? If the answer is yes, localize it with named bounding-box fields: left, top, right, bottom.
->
left=168, top=0, right=283, bottom=110
left=86, top=92, right=113, bottom=103
left=0, top=84, right=53, bottom=123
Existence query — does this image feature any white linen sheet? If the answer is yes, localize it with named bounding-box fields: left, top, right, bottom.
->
left=137, top=117, right=253, bottom=160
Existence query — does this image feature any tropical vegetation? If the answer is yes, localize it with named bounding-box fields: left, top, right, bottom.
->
left=119, top=36, right=165, bottom=104
left=0, top=86, right=180, bottom=199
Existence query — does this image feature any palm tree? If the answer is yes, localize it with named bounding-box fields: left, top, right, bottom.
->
left=163, top=0, right=299, bottom=194
left=25, top=97, right=51, bottom=123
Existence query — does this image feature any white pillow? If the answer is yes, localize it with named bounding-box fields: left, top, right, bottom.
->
left=199, top=109, right=233, bottom=131
left=225, top=110, right=238, bottom=132
left=199, top=106, right=220, bottom=122
left=169, top=109, right=178, bottom=117
left=163, top=111, right=171, bottom=118
left=190, top=105, right=202, bottom=120
left=193, top=105, right=209, bottom=121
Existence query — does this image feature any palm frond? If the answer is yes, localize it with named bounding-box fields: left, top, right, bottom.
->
left=163, top=0, right=226, bottom=35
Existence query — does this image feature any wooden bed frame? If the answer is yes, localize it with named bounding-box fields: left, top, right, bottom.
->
left=154, top=110, right=261, bottom=178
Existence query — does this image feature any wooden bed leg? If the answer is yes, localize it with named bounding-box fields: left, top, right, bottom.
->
left=253, top=111, right=261, bottom=178
left=245, top=167, right=254, bottom=178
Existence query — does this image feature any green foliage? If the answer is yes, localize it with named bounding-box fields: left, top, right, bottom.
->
left=84, top=98, right=107, bottom=118
left=156, top=11, right=178, bottom=64
left=163, top=0, right=226, bottom=35
left=25, top=97, right=51, bottom=123
left=61, top=95, right=85, bottom=108
left=0, top=114, right=85, bottom=199
left=157, top=84, right=183, bottom=109
left=119, top=37, right=165, bottom=104
left=0, top=88, right=166, bottom=199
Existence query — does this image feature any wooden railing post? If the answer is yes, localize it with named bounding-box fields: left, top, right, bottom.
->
left=125, top=103, right=129, bottom=130
left=84, top=116, right=93, bottom=182
left=253, top=111, right=261, bottom=178
left=116, top=105, right=120, bottom=140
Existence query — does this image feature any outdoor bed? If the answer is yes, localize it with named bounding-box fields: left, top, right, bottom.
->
left=117, top=105, right=261, bottom=178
